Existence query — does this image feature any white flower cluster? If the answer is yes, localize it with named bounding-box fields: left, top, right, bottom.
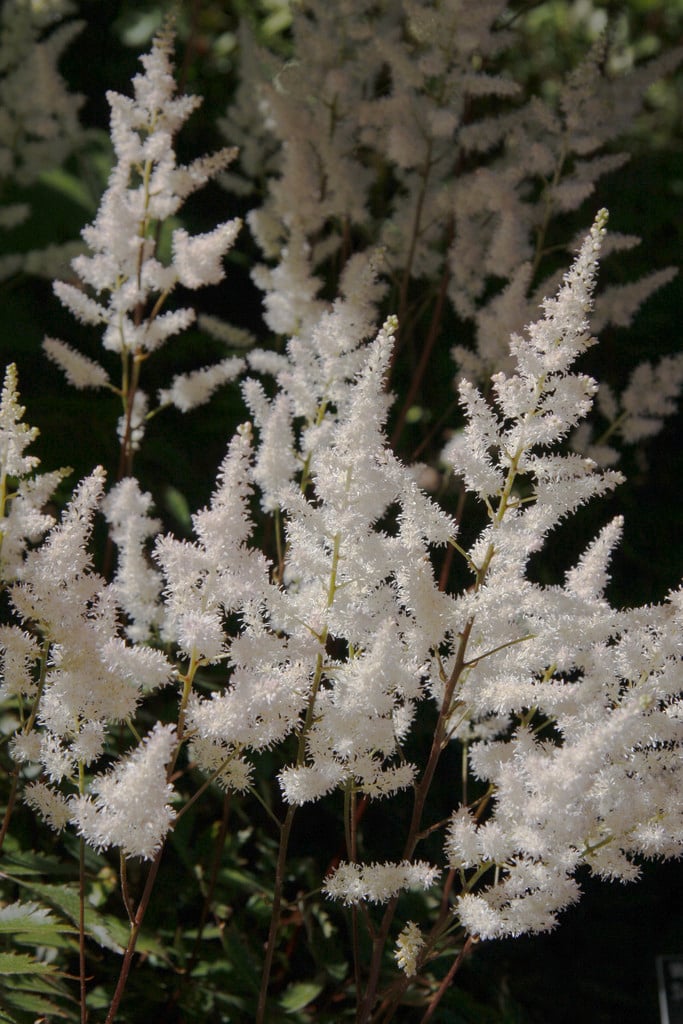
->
left=0, top=0, right=85, bottom=280
left=43, top=24, right=244, bottom=458
left=223, top=2, right=682, bottom=456
left=435, top=213, right=683, bottom=938
left=0, top=364, right=68, bottom=580
left=1, top=373, right=176, bottom=859
left=71, top=722, right=177, bottom=861
left=0, top=0, right=83, bottom=209
left=394, top=921, right=425, bottom=977
left=323, top=861, right=440, bottom=906
left=0, top=18, right=680, bottom=988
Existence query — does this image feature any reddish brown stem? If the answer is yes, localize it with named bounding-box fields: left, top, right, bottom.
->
left=356, top=619, right=473, bottom=1024
left=419, top=935, right=475, bottom=1024
left=390, top=218, right=454, bottom=450
left=0, top=767, right=19, bottom=852
left=104, top=848, right=164, bottom=1024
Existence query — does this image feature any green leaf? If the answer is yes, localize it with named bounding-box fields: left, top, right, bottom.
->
left=2, top=987, right=67, bottom=1017
left=0, top=838, right=72, bottom=878
left=0, top=953, right=55, bottom=976
left=40, top=168, right=96, bottom=214
left=163, top=485, right=192, bottom=531
left=5, top=880, right=123, bottom=954
left=14, top=879, right=170, bottom=962
left=0, top=901, right=76, bottom=943
left=279, top=980, right=324, bottom=1013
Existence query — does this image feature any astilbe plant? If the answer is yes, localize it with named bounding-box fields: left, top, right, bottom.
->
left=221, top=0, right=683, bottom=458
left=0, top=9, right=681, bottom=1024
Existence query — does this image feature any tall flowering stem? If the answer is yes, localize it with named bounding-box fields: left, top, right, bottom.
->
left=45, top=25, right=243, bottom=475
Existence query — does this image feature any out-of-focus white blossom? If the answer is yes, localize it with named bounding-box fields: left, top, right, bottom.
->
left=0, top=0, right=83, bottom=199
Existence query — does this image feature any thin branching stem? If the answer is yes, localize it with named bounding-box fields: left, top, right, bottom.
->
left=256, top=804, right=297, bottom=1024
left=104, top=848, right=164, bottom=1024
left=79, top=836, right=88, bottom=1024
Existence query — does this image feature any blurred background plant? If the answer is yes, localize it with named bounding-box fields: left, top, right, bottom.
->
left=0, top=1, right=681, bottom=1022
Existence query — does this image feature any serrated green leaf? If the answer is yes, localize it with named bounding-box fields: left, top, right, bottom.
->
left=0, top=901, right=76, bottom=943
left=5, top=881, right=122, bottom=953
left=3, top=988, right=66, bottom=1016
left=0, top=953, right=56, bottom=976
left=0, top=838, right=73, bottom=878
left=279, top=979, right=324, bottom=1013
left=10, top=879, right=169, bottom=961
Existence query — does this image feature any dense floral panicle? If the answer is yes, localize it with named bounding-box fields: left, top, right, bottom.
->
left=323, top=861, right=439, bottom=905
left=187, top=736, right=253, bottom=793
left=242, top=384, right=297, bottom=511
left=279, top=620, right=420, bottom=802
left=102, top=478, right=163, bottom=641
left=154, top=423, right=271, bottom=663
left=394, top=921, right=425, bottom=977
left=0, top=1, right=83, bottom=189
left=8, top=468, right=173, bottom=777
left=224, top=1, right=681, bottom=469
left=48, top=27, right=242, bottom=449
left=428, top=212, right=683, bottom=940
left=243, top=278, right=392, bottom=512
left=62, top=26, right=241, bottom=335
left=0, top=364, right=40, bottom=480
left=564, top=516, right=623, bottom=601
left=614, top=353, right=683, bottom=445
left=24, top=781, right=71, bottom=833
left=448, top=210, right=611, bottom=511
left=0, top=625, right=40, bottom=699
left=0, top=2, right=87, bottom=282
left=591, top=267, right=678, bottom=335
left=11, top=467, right=105, bottom=618
left=0, top=467, right=69, bottom=581
left=172, top=221, right=242, bottom=290
left=250, top=317, right=458, bottom=808
left=70, top=723, right=177, bottom=860
left=158, top=356, right=244, bottom=413
left=43, top=338, right=111, bottom=390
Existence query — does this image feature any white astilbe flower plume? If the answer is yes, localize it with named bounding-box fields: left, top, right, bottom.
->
left=155, top=422, right=271, bottom=664
left=323, top=861, right=439, bottom=906
left=0, top=1, right=85, bottom=280
left=394, top=921, right=425, bottom=977
left=0, top=363, right=40, bottom=480
left=43, top=338, right=111, bottom=391
left=71, top=723, right=177, bottom=860
left=102, top=477, right=163, bottom=641
left=0, top=364, right=69, bottom=579
left=432, top=212, right=683, bottom=940
left=158, top=356, right=244, bottom=413
left=45, top=25, right=243, bottom=453
left=7, top=463, right=174, bottom=804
